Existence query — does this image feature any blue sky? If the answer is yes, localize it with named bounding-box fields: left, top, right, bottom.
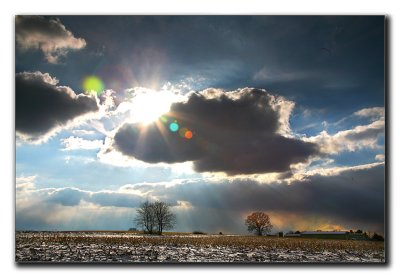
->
left=15, top=15, right=385, bottom=234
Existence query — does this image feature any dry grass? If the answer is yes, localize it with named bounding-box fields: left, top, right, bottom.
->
left=16, top=231, right=384, bottom=252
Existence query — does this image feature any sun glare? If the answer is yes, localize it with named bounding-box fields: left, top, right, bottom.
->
left=130, top=90, right=177, bottom=124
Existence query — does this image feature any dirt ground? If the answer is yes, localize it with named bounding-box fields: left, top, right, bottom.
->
left=15, top=231, right=385, bottom=263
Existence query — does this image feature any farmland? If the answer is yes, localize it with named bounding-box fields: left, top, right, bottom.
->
left=15, top=231, right=385, bottom=263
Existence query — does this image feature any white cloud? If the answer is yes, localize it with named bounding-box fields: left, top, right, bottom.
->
left=71, top=129, right=97, bottom=136
left=161, top=76, right=206, bottom=94
left=16, top=16, right=86, bottom=63
left=375, top=154, right=385, bottom=161
left=16, top=175, right=36, bottom=192
left=16, top=175, right=36, bottom=184
left=304, top=117, right=384, bottom=154
left=269, top=94, right=295, bottom=137
left=61, top=136, right=103, bottom=150
left=355, top=107, right=384, bottom=119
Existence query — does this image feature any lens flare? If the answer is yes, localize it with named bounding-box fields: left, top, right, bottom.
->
left=159, top=115, right=193, bottom=139
left=169, top=122, right=179, bottom=132
left=160, top=115, right=168, bottom=123
left=179, top=127, right=188, bottom=137
left=83, top=76, right=104, bottom=96
left=184, top=130, right=193, bottom=139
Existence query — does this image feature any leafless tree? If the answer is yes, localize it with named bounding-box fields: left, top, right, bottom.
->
left=135, top=200, right=176, bottom=235
left=152, top=201, right=176, bottom=235
left=134, top=200, right=156, bottom=234
left=245, top=212, right=273, bottom=236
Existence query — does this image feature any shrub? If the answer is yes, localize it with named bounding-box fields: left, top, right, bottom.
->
left=192, top=231, right=207, bottom=235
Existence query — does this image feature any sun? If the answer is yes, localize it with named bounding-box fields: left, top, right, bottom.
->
left=130, top=90, right=178, bottom=124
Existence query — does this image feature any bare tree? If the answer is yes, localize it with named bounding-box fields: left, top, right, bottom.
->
left=135, top=200, right=176, bottom=235
left=152, top=201, right=176, bottom=235
left=245, top=212, right=273, bottom=236
left=134, top=201, right=156, bottom=234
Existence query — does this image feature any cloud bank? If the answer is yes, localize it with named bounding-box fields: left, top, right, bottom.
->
left=16, top=72, right=99, bottom=142
left=109, top=88, right=318, bottom=175
left=16, top=15, right=86, bottom=63
left=16, top=163, right=384, bottom=233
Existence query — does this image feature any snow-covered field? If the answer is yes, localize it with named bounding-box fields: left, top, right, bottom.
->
left=15, top=231, right=385, bottom=263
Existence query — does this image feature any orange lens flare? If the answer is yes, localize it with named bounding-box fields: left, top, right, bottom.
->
left=184, top=130, right=193, bottom=139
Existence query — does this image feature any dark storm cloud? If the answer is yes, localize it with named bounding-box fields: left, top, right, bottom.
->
left=140, top=163, right=385, bottom=232
left=46, top=16, right=383, bottom=118
left=114, top=122, right=203, bottom=163
left=15, top=15, right=86, bottom=63
left=112, top=88, right=318, bottom=174
left=16, top=71, right=99, bottom=142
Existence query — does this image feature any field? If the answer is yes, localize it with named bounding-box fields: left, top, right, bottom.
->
left=15, top=231, right=385, bottom=263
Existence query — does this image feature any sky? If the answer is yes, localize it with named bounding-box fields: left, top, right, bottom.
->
left=15, top=15, right=385, bottom=234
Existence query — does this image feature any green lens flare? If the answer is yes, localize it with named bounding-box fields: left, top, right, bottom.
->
left=179, top=127, right=188, bottom=137
left=83, top=76, right=104, bottom=95
left=160, top=115, right=168, bottom=123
